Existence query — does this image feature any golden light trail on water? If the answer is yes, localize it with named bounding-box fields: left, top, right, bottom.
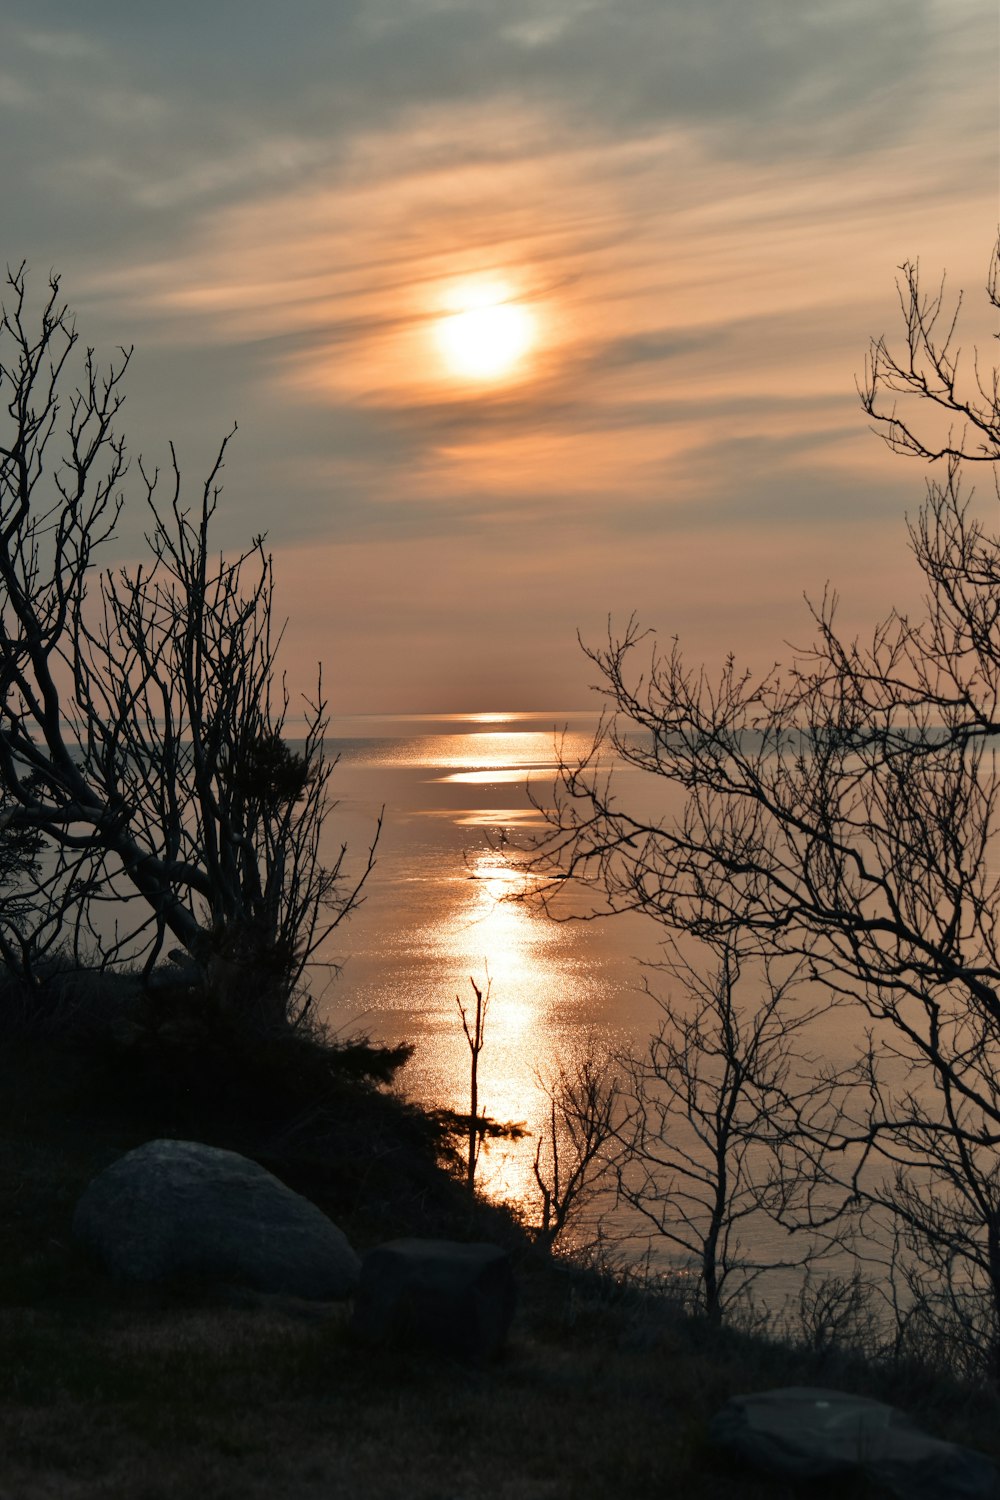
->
left=317, top=719, right=639, bottom=1219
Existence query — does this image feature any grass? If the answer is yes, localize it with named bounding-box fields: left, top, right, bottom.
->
left=0, top=1277, right=876, bottom=1500
left=1, top=969, right=999, bottom=1498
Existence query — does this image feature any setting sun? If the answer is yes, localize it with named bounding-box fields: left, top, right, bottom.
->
left=435, top=286, right=535, bottom=380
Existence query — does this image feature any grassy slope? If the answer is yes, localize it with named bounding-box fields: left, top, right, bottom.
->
left=1, top=1021, right=999, bottom=1500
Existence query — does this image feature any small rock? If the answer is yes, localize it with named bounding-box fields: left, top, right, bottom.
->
left=73, top=1138, right=360, bottom=1300
left=709, top=1386, right=999, bottom=1499
left=351, top=1238, right=516, bottom=1359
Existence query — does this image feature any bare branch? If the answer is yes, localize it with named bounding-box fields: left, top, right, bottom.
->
left=531, top=234, right=1000, bottom=1373
left=0, top=266, right=376, bottom=1029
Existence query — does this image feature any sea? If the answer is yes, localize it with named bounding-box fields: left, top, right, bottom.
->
left=65, top=705, right=863, bottom=1295
left=313, top=710, right=868, bottom=1303
left=312, top=710, right=662, bottom=1216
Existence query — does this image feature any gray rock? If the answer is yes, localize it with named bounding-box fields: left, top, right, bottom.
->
left=351, top=1238, right=516, bottom=1359
left=73, top=1138, right=360, bottom=1300
left=709, top=1386, right=999, bottom=1499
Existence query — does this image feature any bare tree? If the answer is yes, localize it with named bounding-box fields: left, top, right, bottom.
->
left=614, top=941, right=836, bottom=1320
left=792, top=1263, right=884, bottom=1361
left=532, top=1040, right=620, bottom=1252
left=0, top=264, right=375, bottom=1024
left=860, top=242, right=1000, bottom=464
left=456, top=973, right=490, bottom=1188
left=535, top=236, right=1000, bottom=1372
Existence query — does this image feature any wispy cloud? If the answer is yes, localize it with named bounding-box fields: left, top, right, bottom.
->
left=0, top=0, right=995, bottom=707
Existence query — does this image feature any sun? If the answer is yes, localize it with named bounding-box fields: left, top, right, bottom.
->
left=435, top=285, right=535, bottom=381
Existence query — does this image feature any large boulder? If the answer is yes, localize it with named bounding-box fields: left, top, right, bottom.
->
left=709, top=1387, right=999, bottom=1500
left=351, top=1238, right=516, bottom=1359
left=73, top=1138, right=360, bottom=1300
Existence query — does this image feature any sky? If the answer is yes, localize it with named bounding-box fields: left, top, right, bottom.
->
left=1, top=0, right=997, bottom=713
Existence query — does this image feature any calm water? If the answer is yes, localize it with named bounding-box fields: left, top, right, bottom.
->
left=75, top=707, right=880, bottom=1296
left=313, top=711, right=661, bottom=1211
left=314, top=711, right=871, bottom=1304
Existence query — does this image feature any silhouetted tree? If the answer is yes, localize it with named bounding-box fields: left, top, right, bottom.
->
left=0, top=264, right=375, bottom=1026
left=457, top=974, right=490, bottom=1188
left=614, top=940, right=836, bottom=1319
left=532, top=1040, right=620, bottom=1252
left=0, top=793, right=45, bottom=970
left=537, top=236, right=1000, bottom=1372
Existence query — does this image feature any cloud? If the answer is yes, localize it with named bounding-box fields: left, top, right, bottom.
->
left=1, top=0, right=995, bottom=708
left=0, top=0, right=948, bottom=229
left=1, top=1, right=990, bottom=331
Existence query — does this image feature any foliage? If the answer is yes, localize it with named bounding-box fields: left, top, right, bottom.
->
left=0, top=790, right=45, bottom=968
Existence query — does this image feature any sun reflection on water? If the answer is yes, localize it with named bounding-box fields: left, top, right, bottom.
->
left=421, top=846, right=586, bottom=1206
left=323, top=712, right=890, bottom=1281
left=320, top=712, right=647, bottom=1219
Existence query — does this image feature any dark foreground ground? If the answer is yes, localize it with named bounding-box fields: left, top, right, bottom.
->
left=2, top=984, right=999, bottom=1500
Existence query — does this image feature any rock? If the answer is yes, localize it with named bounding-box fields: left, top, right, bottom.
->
left=73, top=1138, right=360, bottom=1300
left=709, top=1386, right=999, bottom=1499
left=351, top=1238, right=516, bottom=1359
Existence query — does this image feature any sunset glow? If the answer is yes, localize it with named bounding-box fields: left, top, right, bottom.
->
left=3, top=4, right=1000, bottom=1464
left=6, top=0, right=994, bottom=717
left=435, top=287, right=536, bottom=380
